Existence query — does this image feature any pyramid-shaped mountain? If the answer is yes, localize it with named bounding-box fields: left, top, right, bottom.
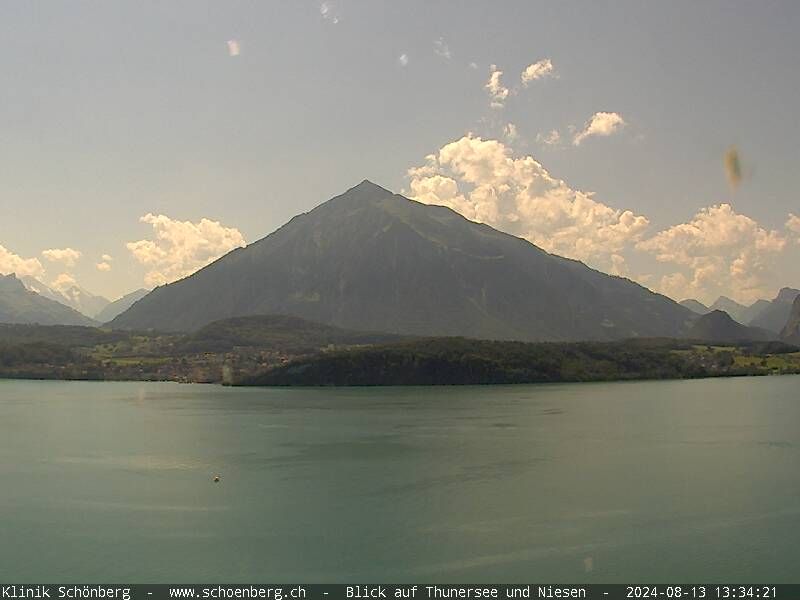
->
left=685, top=310, right=774, bottom=343
left=110, top=181, right=694, bottom=340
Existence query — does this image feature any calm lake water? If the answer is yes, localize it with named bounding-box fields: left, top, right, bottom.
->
left=1, top=376, right=799, bottom=583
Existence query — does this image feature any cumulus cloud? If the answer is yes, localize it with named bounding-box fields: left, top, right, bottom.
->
left=97, top=253, right=113, bottom=271
left=537, top=129, right=561, bottom=146
left=407, top=134, right=649, bottom=272
left=320, top=2, right=340, bottom=24
left=42, top=247, right=81, bottom=267
left=637, top=204, right=786, bottom=303
left=126, top=213, right=246, bottom=287
left=433, top=37, right=451, bottom=60
left=51, top=272, right=78, bottom=292
left=0, top=244, right=45, bottom=279
left=521, top=59, right=554, bottom=85
left=485, top=65, right=509, bottom=109
left=573, top=112, right=626, bottom=145
left=786, top=214, right=800, bottom=242
left=398, top=53, right=409, bottom=67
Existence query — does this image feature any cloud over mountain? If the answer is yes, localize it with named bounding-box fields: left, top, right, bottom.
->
left=126, top=213, right=246, bottom=287
left=50, top=272, right=79, bottom=293
left=41, top=247, right=82, bottom=267
left=787, top=214, right=800, bottom=240
left=638, top=204, right=786, bottom=304
left=0, top=244, right=45, bottom=279
left=407, top=135, right=649, bottom=274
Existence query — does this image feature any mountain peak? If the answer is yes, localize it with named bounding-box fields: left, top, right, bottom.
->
left=0, top=273, right=24, bottom=291
left=775, top=287, right=800, bottom=303
left=780, top=296, right=800, bottom=344
left=314, top=179, right=398, bottom=212
left=110, top=181, right=693, bottom=340
left=679, top=298, right=709, bottom=315
left=1, top=272, right=96, bottom=326
left=343, top=179, right=392, bottom=195
left=712, top=295, right=741, bottom=307
left=687, top=309, right=774, bottom=343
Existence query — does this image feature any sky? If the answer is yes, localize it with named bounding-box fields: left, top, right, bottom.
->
left=1, top=1, right=799, bottom=305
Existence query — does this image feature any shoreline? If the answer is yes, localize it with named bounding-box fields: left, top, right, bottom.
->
left=2, top=369, right=797, bottom=388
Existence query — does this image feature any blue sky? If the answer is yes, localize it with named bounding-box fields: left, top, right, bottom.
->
left=1, top=1, right=798, bottom=304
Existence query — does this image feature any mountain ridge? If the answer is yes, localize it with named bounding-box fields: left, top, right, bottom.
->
left=110, top=180, right=695, bottom=341
left=780, top=296, right=800, bottom=344
left=21, top=276, right=110, bottom=318
left=680, top=299, right=710, bottom=315
left=749, top=287, right=800, bottom=333
left=0, top=274, right=97, bottom=326
left=95, top=288, right=150, bottom=323
left=685, top=310, right=775, bottom=343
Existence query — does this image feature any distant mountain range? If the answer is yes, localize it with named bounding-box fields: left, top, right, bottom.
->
left=749, top=288, right=800, bottom=333
left=780, top=296, right=800, bottom=345
left=0, top=274, right=96, bottom=326
left=680, top=296, right=769, bottom=324
left=685, top=310, right=775, bottom=343
left=6, top=182, right=796, bottom=339
left=94, top=288, right=150, bottom=323
left=679, top=299, right=711, bottom=315
left=20, top=276, right=110, bottom=318
left=111, top=180, right=696, bottom=341
left=17, top=276, right=150, bottom=323
left=680, top=288, right=800, bottom=334
left=709, top=297, right=770, bottom=325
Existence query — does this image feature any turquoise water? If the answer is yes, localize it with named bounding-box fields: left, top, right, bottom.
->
left=1, top=377, right=799, bottom=583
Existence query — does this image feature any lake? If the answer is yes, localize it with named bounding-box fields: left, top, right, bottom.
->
left=1, top=376, right=798, bottom=583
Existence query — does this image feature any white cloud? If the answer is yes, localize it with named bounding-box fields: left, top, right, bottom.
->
left=0, top=244, right=45, bottom=279
left=468, top=62, right=479, bottom=70
left=51, top=272, right=78, bottom=292
left=521, top=59, right=554, bottom=85
left=433, top=37, right=451, bottom=60
left=786, top=214, right=800, bottom=239
left=101, top=254, right=113, bottom=262
left=485, top=65, right=509, bottom=109
left=41, top=247, right=82, bottom=267
left=320, top=2, right=340, bottom=24
left=96, top=262, right=112, bottom=272
left=637, top=204, right=787, bottom=304
left=398, top=53, right=409, bottom=67
left=573, top=112, right=626, bottom=145
left=503, top=123, right=518, bottom=142
left=407, top=134, right=649, bottom=272
left=226, top=40, right=240, bottom=57
left=126, top=213, right=246, bottom=287
left=536, top=129, right=561, bottom=146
